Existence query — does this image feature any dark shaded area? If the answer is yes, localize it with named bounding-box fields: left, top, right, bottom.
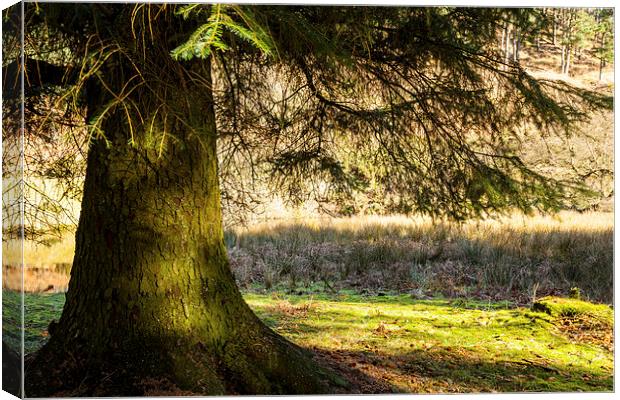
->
left=2, top=57, right=75, bottom=100
left=2, top=341, right=21, bottom=397
left=313, top=346, right=612, bottom=393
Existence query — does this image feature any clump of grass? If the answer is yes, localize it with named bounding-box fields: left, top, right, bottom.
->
left=264, top=299, right=317, bottom=318
left=531, top=296, right=613, bottom=351
left=532, top=296, right=613, bottom=325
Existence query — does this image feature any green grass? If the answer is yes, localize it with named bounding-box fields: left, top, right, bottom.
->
left=2, top=290, right=66, bottom=353
left=3, top=290, right=612, bottom=393
left=247, top=293, right=613, bottom=392
left=533, top=296, right=613, bottom=324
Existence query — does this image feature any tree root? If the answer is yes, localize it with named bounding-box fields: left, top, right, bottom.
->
left=24, top=326, right=347, bottom=397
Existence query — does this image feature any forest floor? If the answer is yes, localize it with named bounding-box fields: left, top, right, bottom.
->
left=3, top=290, right=613, bottom=393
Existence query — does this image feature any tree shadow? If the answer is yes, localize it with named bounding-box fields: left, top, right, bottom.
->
left=311, top=345, right=612, bottom=394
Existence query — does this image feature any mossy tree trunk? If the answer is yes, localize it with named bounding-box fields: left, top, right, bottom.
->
left=25, top=44, right=333, bottom=398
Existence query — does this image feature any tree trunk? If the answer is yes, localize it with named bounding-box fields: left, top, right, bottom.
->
left=504, top=22, right=511, bottom=65
left=512, top=29, right=520, bottom=63
left=500, top=23, right=505, bottom=55
left=24, top=40, right=336, bottom=398
left=564, top=46, right=571, bottom=76
left=552, top=10, right=557, bottom=46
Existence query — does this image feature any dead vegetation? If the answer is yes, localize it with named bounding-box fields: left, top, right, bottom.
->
left=227, top=212, right=613, bottom=303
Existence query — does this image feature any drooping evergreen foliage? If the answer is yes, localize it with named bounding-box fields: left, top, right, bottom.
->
left=5, top=5, right=613, bottom=227
left=182, top=5, right=611, bottom=219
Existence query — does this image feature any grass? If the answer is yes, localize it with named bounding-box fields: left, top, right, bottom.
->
left=227, top=211, right=613, bottom=303
left=6, top=211, right=613, bottom=302
left=246, top=293, right=613, bottom=393
left=4, top=209, right=613, bottom=392
left=2, top=289, right=613, bottom=393
left=2, top=290, right=66, bottom=352
left=3, top=235, right=75, bottom=267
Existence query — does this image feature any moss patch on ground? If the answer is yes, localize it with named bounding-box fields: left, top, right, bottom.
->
left=531, top=296, right=613, bottom=352
left=3, top=290, right=613, bottom=393
left=247, top=292, right=613, bottom=393
left=533, top=296, right=613, bottom=324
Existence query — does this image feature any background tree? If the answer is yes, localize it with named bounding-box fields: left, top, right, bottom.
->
left=4, top=4, right=611, bottom=396
left=593, top=8, right=614, bottom=81
left=500, top=9, right=547, bottom=63
left=557, top=8, right=597, bottom=76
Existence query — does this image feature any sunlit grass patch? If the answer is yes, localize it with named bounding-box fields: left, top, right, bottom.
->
left=5, top=290, right=613, bottom=393
left=533, top=296, right=613, bottom=323
left=245, top=292, right=613, bottom=393
left=16, top=235, right=76, bottom=267
left=532, top=296, right=614, bottom=351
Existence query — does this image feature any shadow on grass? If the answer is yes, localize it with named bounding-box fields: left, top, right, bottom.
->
left=313, top=346, right=613, bottom=394
left=3, top=287, right=614, bottom=395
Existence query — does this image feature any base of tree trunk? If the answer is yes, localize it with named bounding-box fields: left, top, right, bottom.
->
left=25, top=323, right=346, bottom=396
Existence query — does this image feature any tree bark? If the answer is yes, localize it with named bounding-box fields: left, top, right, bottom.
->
left=24, top=45, right=336, bottom=398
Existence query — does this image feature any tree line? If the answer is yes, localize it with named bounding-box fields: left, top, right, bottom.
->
left=499, top=8, right=613, bottom=78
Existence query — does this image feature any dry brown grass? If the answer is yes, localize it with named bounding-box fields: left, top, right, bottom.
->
left=227, top=211, right=613, bottom=303
left=264, top=298, right=317, bottom=318
left=5, top=211, right=612, bottom=301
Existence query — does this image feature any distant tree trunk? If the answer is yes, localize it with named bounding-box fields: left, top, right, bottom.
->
left=504, top=22, right=511, bottom=65
left=562, top=45, right=572, bottom=75
left=552, top=9, right=557, bottom=46
left=599, top=35, right=606, bottom=81
left=512, top=28, right=521, bottom=62
left=25, top=38, right=333, bottom=398
left=500, top=23, right=506, bottom=55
